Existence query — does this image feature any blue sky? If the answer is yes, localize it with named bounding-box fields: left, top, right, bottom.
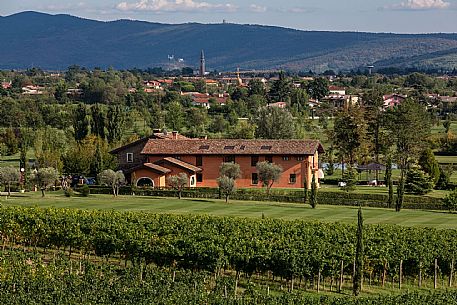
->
left=1, top=0, right=456, bottom=33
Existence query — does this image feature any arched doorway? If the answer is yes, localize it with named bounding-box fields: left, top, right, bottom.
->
left=136, top=177, right=154, bottom=187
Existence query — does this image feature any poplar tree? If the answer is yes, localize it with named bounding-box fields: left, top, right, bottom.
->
left=73, top=104, right=90, bottom=141
left=91, top=104, right=106, bottom=139
left=107, top=105, right=125, bottom=144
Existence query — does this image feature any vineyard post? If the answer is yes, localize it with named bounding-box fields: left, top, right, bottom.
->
left=434, top=258, right=438, bottom=289
left=419, top=261, right=422, bottom=288
left=450, top=258, right=454, bottom=287
left=399, top=260, right=403, bottom=290
left=303, top=176, right=308, bottom=204
left=339, top=260, right=344, bottom=293
left=234, top=271, right=239, bottom=298
left=382, top=260, right=387, bottom=287
left=317, top=269, right=321, bottom=293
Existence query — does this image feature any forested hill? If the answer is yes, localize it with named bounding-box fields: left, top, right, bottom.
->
left=1, top=11, right=457, bottom=72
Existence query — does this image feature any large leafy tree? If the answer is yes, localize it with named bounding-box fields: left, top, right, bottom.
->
left=248, top=79, right=266, bottom=97
left=333, top=106, right=366, bottom=165
left=254, top=107, right=296, bottom=139
left=268, top=72, right=291, bottom=102
left=186, top=107, right=210, bottom=138
left=306, top=77, right=329, bottom=101
left=228, top=120, right=256, bottom=139
left=0, top=167, right=20, bottom=197
left=165, top=101, right=185, bottom=132
left=385, top=99, right=431, bottom=210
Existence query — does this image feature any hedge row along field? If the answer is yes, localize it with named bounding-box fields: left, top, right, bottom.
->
left=0, top=206, right=456, bottom=291
left=89, top=186, right=444, bottom=210
left=2, top=250, right=457, bottom=305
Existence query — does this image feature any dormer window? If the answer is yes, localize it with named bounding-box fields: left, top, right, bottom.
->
left=126, top=153, right=133, bottom=163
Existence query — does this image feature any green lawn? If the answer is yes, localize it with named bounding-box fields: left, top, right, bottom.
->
left=1, top=191, right=456, bottom=229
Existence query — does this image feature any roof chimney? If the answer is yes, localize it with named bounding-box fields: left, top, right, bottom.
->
left=172, top=131, right=178, bottom=140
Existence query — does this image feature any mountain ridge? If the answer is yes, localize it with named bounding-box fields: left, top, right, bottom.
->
left=1, top=11, right=457, bottom=72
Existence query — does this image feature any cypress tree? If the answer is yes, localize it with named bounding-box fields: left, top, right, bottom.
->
left=385, top=157, right=393, bottom=208
left=310, top=174, right=317, bottom=209
left=353, top=207, right=364, bottom=296
left=304, top=175, right=308, bottom=204
left=92, top=141, right=104, bottom=183
left=396, top=177, right=405, bottom=212
left=19, top=144, right=28, bottom=190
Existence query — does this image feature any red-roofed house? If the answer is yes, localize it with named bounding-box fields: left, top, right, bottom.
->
left=329, top=86, right=346, bottom=95
left=1, top=82, right=11, bottom=89
left=187, top=92, right=228, bottom=108
left=111, top=137, right=324, bottom=189
left=158, top=79, right=174, bottom=86
left=383, top=94, right=407, bottom=108
left=205, top=79, right=219, bottom=86
left=144, top=80, right=162, bottom=89
left=267, top=102, right=287, bottom=108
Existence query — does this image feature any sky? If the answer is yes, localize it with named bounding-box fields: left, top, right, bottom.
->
left=1, top=0, right=456, bottom=33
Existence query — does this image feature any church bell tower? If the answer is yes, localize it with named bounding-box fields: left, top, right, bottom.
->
left=199, top=50, right=206, bottom=77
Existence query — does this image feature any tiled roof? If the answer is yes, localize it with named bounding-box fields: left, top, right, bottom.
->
left=192, top=97, right=227, bottom=104
left=110, top=133, right=189, bottom=154
left=155, top=157, right=202, bottom=172
left=124, top=163, right=171, bottom=174
left=143, top=163, right=172, bottom=173
left=142, top=139, right=324, bottom=156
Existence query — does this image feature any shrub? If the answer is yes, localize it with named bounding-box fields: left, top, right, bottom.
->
left=341, top=167, right=357, bottom=192
left=443, top=189, right=457, bottom=213
left=405, top=167, right=433, bottom=195
left=79, top=184, right=90, bottom=197
left=64, top=188, right=74, bottom=197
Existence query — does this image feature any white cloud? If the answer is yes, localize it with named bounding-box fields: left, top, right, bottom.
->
left=276, top=7, right=317, bottom=14
left=388, top=0, right=451, bottom=10
left=116, top=0, right=238, bottom=13
left=249, top=4, right=267, bottom=13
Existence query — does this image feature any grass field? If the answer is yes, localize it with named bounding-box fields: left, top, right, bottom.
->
left=1, top=191, right=456, bottom=229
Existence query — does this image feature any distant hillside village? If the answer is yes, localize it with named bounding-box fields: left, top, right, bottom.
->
left=1, top=63, right=457, bottom=193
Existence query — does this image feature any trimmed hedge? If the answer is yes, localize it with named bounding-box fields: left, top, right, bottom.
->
left=89, top=185, right=445, bottom=210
